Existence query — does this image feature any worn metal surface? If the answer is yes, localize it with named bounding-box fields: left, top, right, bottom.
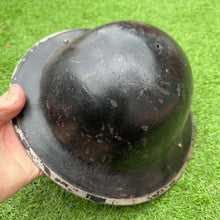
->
left=11, top=21, right=194, bottom=205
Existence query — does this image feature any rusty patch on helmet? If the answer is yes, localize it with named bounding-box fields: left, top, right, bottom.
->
left=156, top=85, right=170, bottom=95
left=110, top=99, right=118, bottom=107
left=141, top=125, right=149, bottom=131
left=178, top=143, right=183, bottom=148
left=63, top=39, right=69, bottom=43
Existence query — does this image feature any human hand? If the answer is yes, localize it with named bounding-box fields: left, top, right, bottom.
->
left=0, top=84, right=43, bottom=203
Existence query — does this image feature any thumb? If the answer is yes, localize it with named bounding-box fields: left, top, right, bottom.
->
left=0, top=84, right=26, bottom=125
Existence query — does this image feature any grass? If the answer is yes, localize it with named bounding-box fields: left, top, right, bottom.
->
left=0, top=0, right=220, bottom=219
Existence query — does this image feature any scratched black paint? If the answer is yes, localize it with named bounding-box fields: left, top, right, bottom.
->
left=41, top=21, right=192, bottom=170
left=12, top=21, right=193, bottom=204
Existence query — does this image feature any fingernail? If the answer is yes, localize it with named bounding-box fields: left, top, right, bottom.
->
left=9, top=84, right=19, bottom=95
left=0, top=84, right=18, bottom=106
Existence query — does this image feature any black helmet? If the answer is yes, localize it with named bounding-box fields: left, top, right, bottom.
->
left=11, top=21, right=194, bottom=205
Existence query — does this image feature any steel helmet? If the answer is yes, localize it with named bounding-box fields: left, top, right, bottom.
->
left=12, top=21, right=194, bottom=205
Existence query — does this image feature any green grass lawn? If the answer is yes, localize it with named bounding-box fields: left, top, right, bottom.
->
left=0, top=0, right=219, bottom=219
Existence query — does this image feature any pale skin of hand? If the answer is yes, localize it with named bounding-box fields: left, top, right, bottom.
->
left=0, top=84, right=42, bottom=203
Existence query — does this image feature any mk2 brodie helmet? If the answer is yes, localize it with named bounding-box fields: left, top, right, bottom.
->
left=11, top=21, right=194, bottom=205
